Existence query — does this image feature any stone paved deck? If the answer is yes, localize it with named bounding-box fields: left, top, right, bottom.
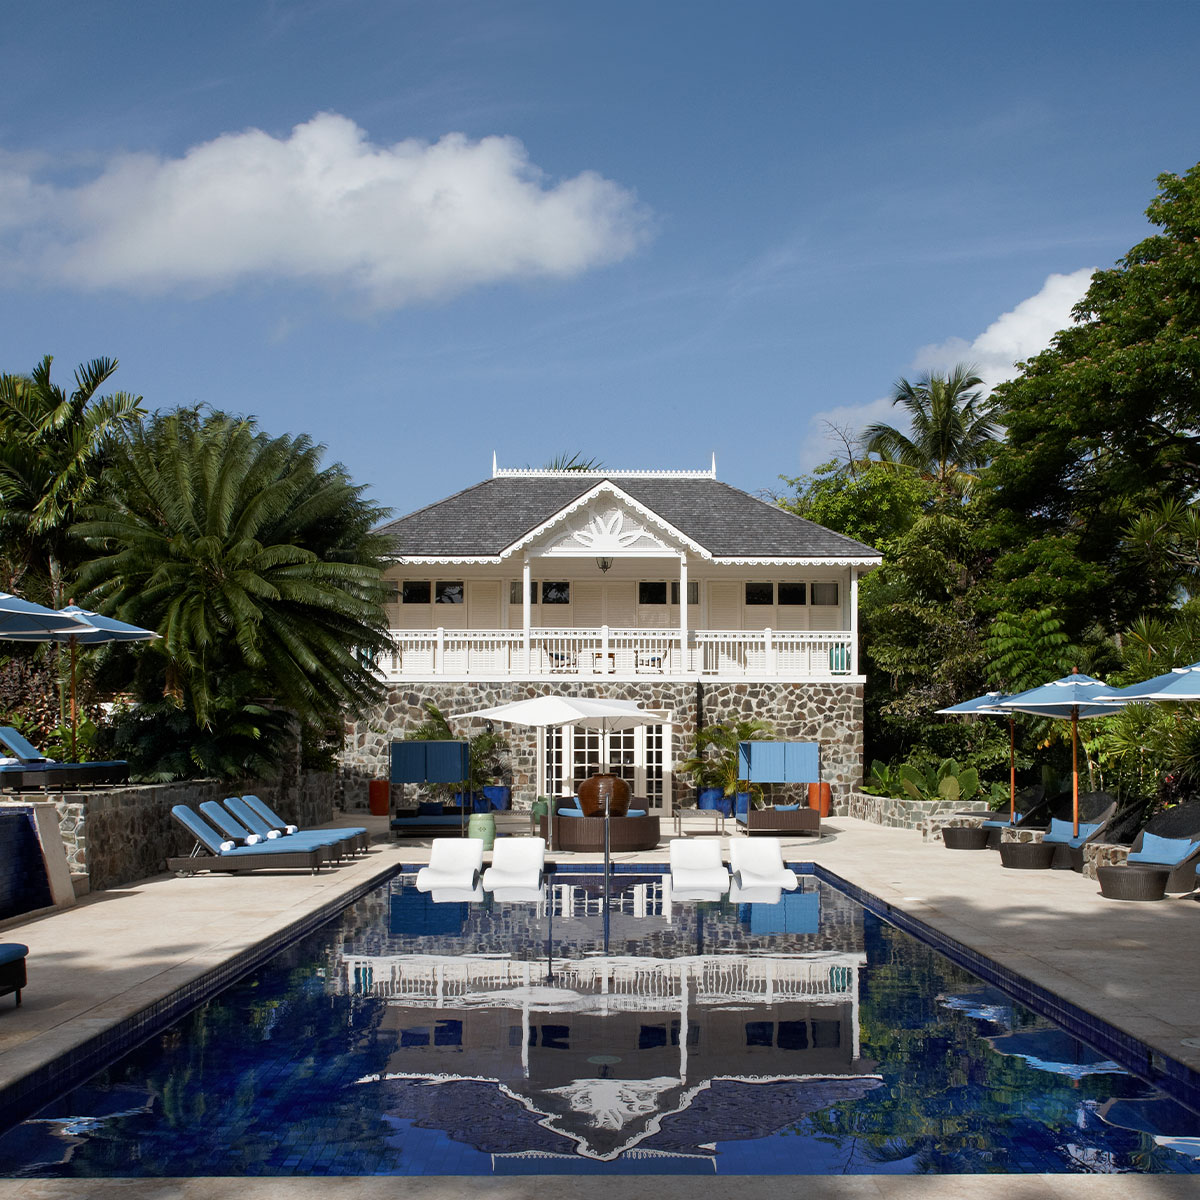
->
left=1, top=812, right=1198, bottom=1199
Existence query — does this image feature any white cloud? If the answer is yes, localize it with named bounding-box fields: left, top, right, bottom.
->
left=910, top=267, right=1095, bottom=390
left=0, top=113, right=650, bottom=308
left=797, top=268, right=1096, bottom=472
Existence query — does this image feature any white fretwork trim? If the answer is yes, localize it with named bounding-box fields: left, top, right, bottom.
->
left=493, top=454, right=716, bottom=480
left=711, top=555, right=881, bottom=567
left=499, top=480, right=712, bottom=561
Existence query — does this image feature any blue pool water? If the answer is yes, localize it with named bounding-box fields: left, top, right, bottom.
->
left=0, top=868, right=1197, bottom=1177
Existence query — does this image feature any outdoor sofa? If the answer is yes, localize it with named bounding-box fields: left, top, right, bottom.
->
left=391, top=803, right=473, bottom=839
left=538, top=799, right=661, bottom=851
left=736, top=802, right=821, bottom=836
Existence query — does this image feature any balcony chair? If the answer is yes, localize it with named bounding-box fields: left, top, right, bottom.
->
left=669, top=837, right=730, bottom=901
left=415, top=838, right=485, bottom=902
left=481, top=836, right=545, bottom=901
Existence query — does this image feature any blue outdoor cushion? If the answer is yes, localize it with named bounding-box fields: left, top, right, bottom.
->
left=0, top=944, right=28, bottom=966
left=559, top=807, right=585, bottom=818
left=775, top=803, right=800, bottom=812
left=417, top=802, right=444, bottom=815
left=626, top=809, right=646, bottom=818
left=1044, top=818, right=1101, bottom=847
left=1128, top=832, right=1200, bottom=866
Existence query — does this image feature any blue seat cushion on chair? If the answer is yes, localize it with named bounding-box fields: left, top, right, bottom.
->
left=775, top=803, right=800, bottom=812
left=625, top=809, right=646, bottom=818
left=1128, top=833, right=1200, bottom=866
left=559, top=807, right=585, bottom=818
left=417, top=802, right=444, bottom=815
left=0, top=944, right=28, bottom=966
left=1044, top=818, right=1101, bottom=847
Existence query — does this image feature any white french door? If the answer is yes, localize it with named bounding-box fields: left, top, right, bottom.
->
left=540, top=725, right=671, bottom=811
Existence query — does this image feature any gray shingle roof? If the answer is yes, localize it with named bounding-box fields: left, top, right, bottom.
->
left=376, top=475, right=881, bottom=560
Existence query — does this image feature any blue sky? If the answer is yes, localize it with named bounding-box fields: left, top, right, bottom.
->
left=3, top=1, right=1199, bottom=519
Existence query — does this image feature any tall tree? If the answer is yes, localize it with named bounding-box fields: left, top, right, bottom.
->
left=0, top=356, right=144, bottom=601
left=985, top=162, right=1200, bottom=635
left=74, top=409, right=393, bottom=766
left=863, top=364, right=999, bottom=498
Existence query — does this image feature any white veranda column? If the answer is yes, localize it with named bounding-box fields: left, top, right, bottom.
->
left=523, top=555, right=532, bottom=673
left=850, top=567, right=859, bottom=675
left=678, top=553, right=688, bottom=670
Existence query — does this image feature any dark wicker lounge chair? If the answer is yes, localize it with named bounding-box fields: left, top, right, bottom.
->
left=237, top=794, right=369, bottom=856
left=0, top=943, right=28, bottom=1007
left=538, top=812, right=661, bottom=852
left=740, top=805, right=821, bottom=836
left=1040, top=800, right=1117, bottom=871
left=0, top=726, right=128, bottom=789
left=1107, top=802, right=1200, bottom=893
left=199, top=799, right=353, bottom=862
left=168, top=805, right=329, bottom=875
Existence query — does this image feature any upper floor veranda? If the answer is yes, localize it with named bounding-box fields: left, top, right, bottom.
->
left=374, top=462, right=882, bottom=684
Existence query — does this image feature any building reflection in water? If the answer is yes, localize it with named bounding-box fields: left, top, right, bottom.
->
left=338, top=874, right=881, bottom=1162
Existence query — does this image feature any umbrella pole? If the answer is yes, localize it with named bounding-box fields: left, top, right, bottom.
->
left=70, top=636, right=78, bottom=761
left=1071, top=709, right=1080, bottom=837
left=1008, top=718, right=1015, bottom=823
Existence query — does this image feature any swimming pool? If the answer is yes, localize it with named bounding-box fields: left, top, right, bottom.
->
left=0, top=867, right=1196, bottom=1176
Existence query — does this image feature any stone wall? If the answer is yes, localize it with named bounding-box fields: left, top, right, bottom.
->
left=841, top=790, right=991, bottom=839
left=341, top=678, right=863, bottom=811
left=47, top=771, right=338, bottom=892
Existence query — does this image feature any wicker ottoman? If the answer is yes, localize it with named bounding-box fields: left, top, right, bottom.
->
left=942, top=825, right=990, bottom=850
left=999, top=841, right=1055, bottom=869
left=1097, top=864, right=1169, bottom=901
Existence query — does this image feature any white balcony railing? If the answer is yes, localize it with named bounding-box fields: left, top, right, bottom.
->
left=375, top=627, right=855, bottom=681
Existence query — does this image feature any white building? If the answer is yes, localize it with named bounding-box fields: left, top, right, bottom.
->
left=342, top=461, right=882, bottom=810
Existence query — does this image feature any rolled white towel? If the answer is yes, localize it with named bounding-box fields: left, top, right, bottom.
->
left=285, top=824, right=298, bottom=834
left=245, top=833, right=262, bottom=845
left=266, top=829, right=282, bottom=839
left=219, top=840, right=236, bottom=852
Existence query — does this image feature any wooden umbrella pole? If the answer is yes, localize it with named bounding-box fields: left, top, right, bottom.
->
left=1071, top=708, right=1080, bottom=837
left=1008, top=718, right=1016, bottom=823
left=70, top=636, right=78, bottom=761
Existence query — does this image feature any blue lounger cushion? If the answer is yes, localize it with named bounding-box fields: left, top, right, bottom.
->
left=221, top=798, right=355, bottom=855
left=1128, top=833, right=1200, bottom=866
left=240, top=794, right=366, bottom=840
left=171, top=806, right=324, bottom=857
left=1043, top=818, right=1102, bottom=848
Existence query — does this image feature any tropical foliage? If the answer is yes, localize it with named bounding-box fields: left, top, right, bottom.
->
left=675, top=716, right=774, bottom=805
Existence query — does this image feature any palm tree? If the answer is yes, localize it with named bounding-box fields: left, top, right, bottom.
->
left=0, top=356, right=144, bottom=601
left=74, top=408, right=394, bottom=741
left=862, top=364, right=999, bottom=497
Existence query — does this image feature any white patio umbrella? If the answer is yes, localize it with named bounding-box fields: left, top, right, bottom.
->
left=456, top=697, right=671, bottom=851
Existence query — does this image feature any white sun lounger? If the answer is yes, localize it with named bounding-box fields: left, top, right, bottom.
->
left=729, top=838, right=799, bottom=895
left=482, top=836, right=545, bottom=901
left=669, top=837, right=730, bottom=900
left=416, top=838, right=484, bottom=901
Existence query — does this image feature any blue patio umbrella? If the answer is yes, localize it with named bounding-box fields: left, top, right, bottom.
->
left=0, top=592, right=93, bottom=638
left=935, top=691, right=1019, bottom=822
left=1100, top=661, right=1200, bottom=703
left=994, top=671, right=1128, bottom=835
left=2, top=602, right=158, bottom=758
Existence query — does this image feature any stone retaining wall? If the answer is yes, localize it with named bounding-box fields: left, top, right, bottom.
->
left=45, top=772, right=338, bottom=892
left=341, top=679, right=863, bottom=811
left=840, top=790, right=990, bottom=839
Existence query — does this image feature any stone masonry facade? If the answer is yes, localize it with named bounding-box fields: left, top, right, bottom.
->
left=340, top=678, right=863, bottom=812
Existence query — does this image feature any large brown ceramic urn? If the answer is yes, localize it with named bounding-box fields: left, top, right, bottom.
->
left=577, top=773, right=631, bottom=817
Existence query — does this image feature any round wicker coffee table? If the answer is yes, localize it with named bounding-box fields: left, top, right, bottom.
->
left=943, top=825, right=990, bottom=850
left=1097, top=864, right=1169, bottom=901
left=999, top=841, right=1055, bottom=869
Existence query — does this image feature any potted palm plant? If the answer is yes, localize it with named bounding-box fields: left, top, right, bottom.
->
left=676, top=717, right=774, bottom=816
